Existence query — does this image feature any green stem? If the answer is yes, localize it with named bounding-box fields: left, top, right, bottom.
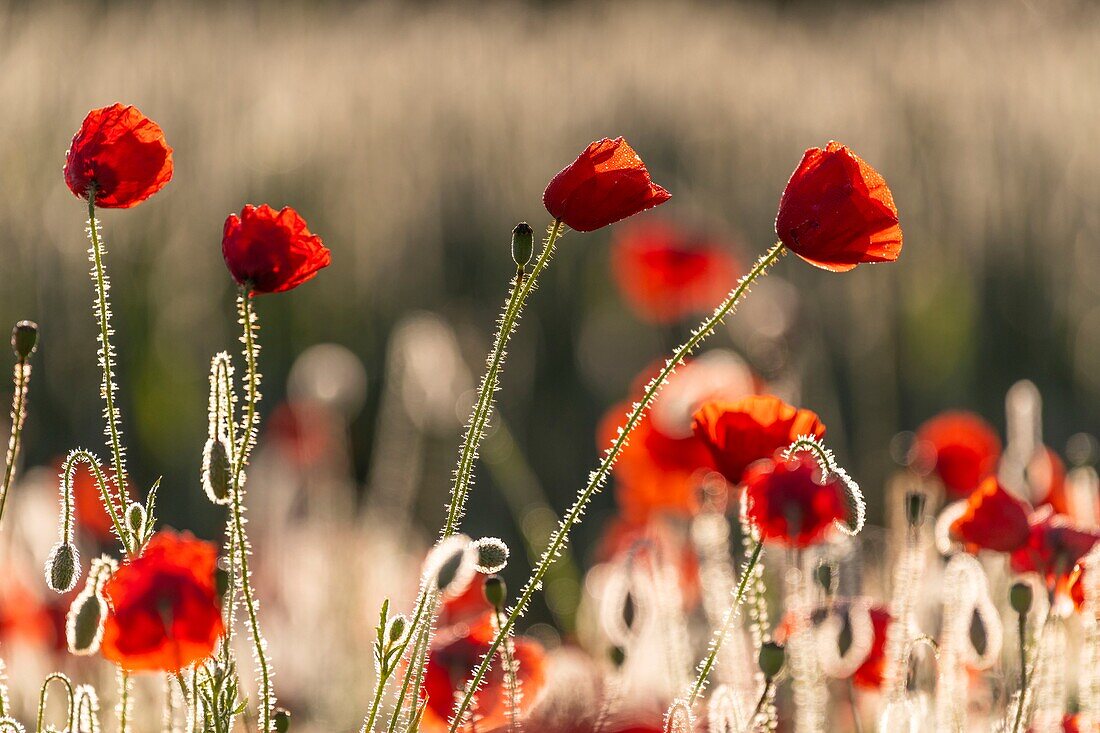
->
left=36, top=673, right=74, bottom=733
left=0, top=360, right=30, bottom=530
left=86, top=193, right=132, bottom=553
left=1011, top=609, right=1047, bottom=733
left=442, top=219, right=563, bottom=540
left=118, top=670, right=131, bottom=733
left=447, top=241, right=786, bottom=732
left=688, top=541, right=765, bottom=706
left=229, top=290, right=274, bottom=732
left=387, top=595, right=435, bottom=733
left=61, top=450, right=132, bottom=555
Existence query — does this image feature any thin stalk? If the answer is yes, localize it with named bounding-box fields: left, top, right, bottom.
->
left=687, top=541, right=765, bottom=706
left=36, top=673, right=75, bottom=733
left=387, top=597, right=434, bottom=733
left=228, top=290, right=274, bottom=732
left=0, top=359, right=31, bottom=529
left=442, top=219, right=563, bottom=539
left=117, top=670, right=131, bottom=733
left=447, top=242, right=786, bottom=732
left=749, top=679, right=773, bottom=731
left=86, top=192, right=132, bottom=551
left=1011, top=609, right=1047, bottom=733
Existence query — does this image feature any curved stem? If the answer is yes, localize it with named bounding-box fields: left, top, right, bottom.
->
left=447, top=241, right=786, bottom=731
left=61, top=449, right=132, bottom=554
left=86, top=193, right=131, bottom=545
left=442, top=220, right=563, bottom=540
left=228, top=291, right=274, bottom=732
left=36, top=673, right=74, bottom=733
left=0, top=359, right=30, bottom=530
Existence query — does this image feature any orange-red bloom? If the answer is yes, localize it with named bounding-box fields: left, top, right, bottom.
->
left=1010, top=511, right=1100, bottom=597
left=611, top=221, right=739, bottom=324
left=64, top=104, right=173, bottom=209
left=740, top=452, right=847, bottom=547
left=692, top=395, right=825, bottom=486
left=222, top=204, right=331, bottom=295
left=543, top=138, right=670, bottom=232
left=775, top=141, right=902, bottom=272
left=100, top=530, right=223, bottom=672
left=914, top=411, right=1002, bottom=499
left=421, top=616, right=546, bottom=732
left=950, top=476, right=1031, bottom=553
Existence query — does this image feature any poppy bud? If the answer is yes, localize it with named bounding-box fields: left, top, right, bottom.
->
left=484, top=574, right=507, bottom=610
left=423, top=535, right=476, bottom=598
left=609, top=645, right=626, bottom=668
left=45, top=541, right=80, bottom=593
left=511, top=222, right=534, bottom=271
left=202, top=436, right=233, bottom=505
left=11, top=321, right=38, bottom=360
left=472, top=537, right=510, bottom=574
left=758, top=641, right=786, bottom=679
left=126, top=502, right=147, bottom=541
left=905, top=491, right=927, bottom=528
left=67, top=584, right=107, bottom=655
left=387, top=614, right=408, bottom=644
left=815, top=562, right=835, bottom=596
left=273, top=708, right=291, bottom=733
left=1010, top=581, right=1033, bottom=616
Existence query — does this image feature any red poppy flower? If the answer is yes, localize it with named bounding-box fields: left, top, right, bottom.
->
left=774, top=141, right=902, bottom=272
left=611, top=221, right=739, bottom=324
left=914, top=411, right=1002, bottom=499
left=1010, top=511, right=1100, bottom=597
left=222, top=204, right=331, bottom=295
left=421, top=615, right=546, bottom=732
left=543, top=138, right=670, bottom=232
left=64, top=104, right=173, bottom=209
left=950, top=476, right=1031, bottom=553
left=740, top=452, right=847, bottom=547
left=436, top=571, right=495, bottom=630
left=692, top=395, right=826, bottom=486
left=100, top=530, right=224, bottom=672
left=851, top=606, right=891, bottom=690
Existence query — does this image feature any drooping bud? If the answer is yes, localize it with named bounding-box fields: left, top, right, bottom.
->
left=905, top=491, right=927, bottom=528
left=815, top=562, right=835, bottom=597
left=511, top=222, right=534, bottom=271
left=45, top=541, right=80, bottom=593
left=422, top=535, right=476, bottom=598
left=202, top=436, right=233, bottom=505
left=1010, top=581, right=1034, bottom=616
left=273, top=708, right=291, bottom=733
left=215, top=560, right=230, bottom=598
left=472, top=537, right=510, bottom=574
left=11, top=321, right=38, bottom=360
left=758, top=641, right=786, bottom=679
left=67, top=585, right=106, bottom=655
left=484, top=574, right=507, bottom=610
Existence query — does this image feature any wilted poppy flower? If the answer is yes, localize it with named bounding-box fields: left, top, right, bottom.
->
left=100, top=530, right=223, bottom=672
left=222, top=204, right=331, bottom=295
left=914, top=411, right=1002, bottom=499
left=543, top=137, right=670, bottom=232
left=775, top=141, right=902, bottom=272
left=692, top=395, right=825, bottom=486
left=950, top=476, right=1031, bottom=553
left=611, top=222, right=739, bottom=324
left=421, top=615, right=546, bottom=732
left=1010, top=511, right=1100, bottom=597
left=64, top=104, right=173, bottom=209
left=740, top=452, right=847, bottom=547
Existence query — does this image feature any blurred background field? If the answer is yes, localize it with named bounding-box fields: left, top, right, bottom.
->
left=1, top=0, right=1099, bottom=724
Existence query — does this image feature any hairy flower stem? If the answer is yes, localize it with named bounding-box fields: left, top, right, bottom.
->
left=688, top=541, right=765, bottom=707
left=0, top=358, right=32, bottom=530
left=86, top=193, right=134, bottom=556
left=229, top=290, right=275, bottom=732
left=36, top=673, right=75, bottom=733
left=1011, top=610, right=1049, bottom=733
left=443, top=219, right=563, bottom=540
left=447, top=241, right=786, bottom=732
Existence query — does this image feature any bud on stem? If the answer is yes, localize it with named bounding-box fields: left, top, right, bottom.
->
left=511, top=222, right=534, bottom=275
left=11, top=321, right=37, bottom=361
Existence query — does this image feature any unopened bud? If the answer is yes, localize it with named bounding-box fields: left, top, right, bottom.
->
left=11, top=320, right=38, bottom=360
left=202, top=437, right=233, bottom=505
left=905, top=491, right=927, bottom=528
left=1010, top=581, right=1034, bottom=616
left=424, top=535, right=476, bottom=597
left=387, top=614, right=408, bottom=644
left=759, top=641, right=786, bottom=679
left=484, top=574, right=507, bottom=609
left=472, top=537, right=510, bottom=574
left=815, top=562, right=835, bottom=596
left=215, top=565, right=230, bottom=598
left=511, top=222, right=534, bottom=271
left=273, top=708, right=291, bottom=733
left=609, top=645, right=626, bottom=668
left=45, top=542, right=80, bottom=593
left=125, top=502, right=147, bottom=541
left=67, top=587, right=106, bottom=655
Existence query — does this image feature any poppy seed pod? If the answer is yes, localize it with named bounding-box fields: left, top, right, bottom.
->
left=511, top=222, right=534, bottom=270
left=11, top=321, right=38, bottom=360
left=759, top=641, right=786, bottom=679
left=274, top=709, right=291, bottom=733
left=45, top=541, right=80, bottom=593
left=1010, top=581, right=1034, bottom=616
left=472, top=537, right=510, bottom=574
left=484, top=575, right=507, bottom=610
